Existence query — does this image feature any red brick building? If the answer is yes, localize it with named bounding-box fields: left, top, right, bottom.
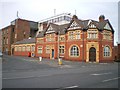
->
left=12, top=38, right=35, bottom=57
left=35, top=15, right=114, bottom=62
left=13, top=15, right=114, bottom=62
left=118, top=44, right=120, bottom=61
left=1, top=18, right=38, bottom=55
left=2, top=25, right=14, bottom=54
left=114, top=44, right=120, bottom=61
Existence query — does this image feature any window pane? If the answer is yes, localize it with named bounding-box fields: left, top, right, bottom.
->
left=104, top=46, right=110, bottom=57
left=70, top=46, right=79, bottom=56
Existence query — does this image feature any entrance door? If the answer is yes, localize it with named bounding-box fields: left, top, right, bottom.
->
left=52, top=49, right=54, bottom=59
left=89, top=47, right=96, bottom=62
left=12, top=48, right=14, bottom=55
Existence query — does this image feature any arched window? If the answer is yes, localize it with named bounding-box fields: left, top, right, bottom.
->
left=104, top=46, right=110, bottom=57
left=70, top=46, right=79, bottom=56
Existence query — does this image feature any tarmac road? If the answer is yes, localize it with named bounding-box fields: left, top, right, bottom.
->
left=2, top=55, right=119, bottom=89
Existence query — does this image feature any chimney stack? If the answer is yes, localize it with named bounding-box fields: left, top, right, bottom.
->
left=99, top=15, right=105, bottom=22
left=72, top=15, right=78, bottom=19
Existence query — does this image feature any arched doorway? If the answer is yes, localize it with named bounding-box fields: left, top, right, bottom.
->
left=89, top=47, right=96, bottom=62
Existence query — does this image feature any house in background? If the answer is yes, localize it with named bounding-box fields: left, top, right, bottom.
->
left=1, top=18, right=38, bottom=55
left=118, top=44, right=120, bottom=61
left=114, top=43, right=120, bottom=61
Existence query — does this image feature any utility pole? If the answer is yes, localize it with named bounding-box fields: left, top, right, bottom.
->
left=17, top=11, right=19, bottom=19
left=54, top=9, right=56, bottom=16
left=75, top=9, right=76, bottom=15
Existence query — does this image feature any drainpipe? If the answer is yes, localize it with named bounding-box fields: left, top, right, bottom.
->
left=58, top=31, right=60, bottom=60
left=82, top=30, right=84, bottom=62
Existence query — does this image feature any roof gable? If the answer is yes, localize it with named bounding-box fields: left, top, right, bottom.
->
left=104, top=23, right=112, bottom=30
left=88, top=22, right=97, bottom=28
left=68, top=20, right=81, bottom=30
left=46, top=25, right=55, bottom=34
left=87, top=20, right=98, bottom=29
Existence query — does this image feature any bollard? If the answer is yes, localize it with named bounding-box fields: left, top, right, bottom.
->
left=39, top=57, right=42, bottom=61
left=58, top=58, right=62, bottom=65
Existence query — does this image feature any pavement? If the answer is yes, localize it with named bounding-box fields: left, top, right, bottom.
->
left=14, top=55, right=113, bottom=68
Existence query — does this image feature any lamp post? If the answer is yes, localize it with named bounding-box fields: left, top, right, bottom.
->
left=58, top=31, right=60, bottom=60
left=116, top=42, right=118, bottom=61
left=58, top=31, right=62, bottom=65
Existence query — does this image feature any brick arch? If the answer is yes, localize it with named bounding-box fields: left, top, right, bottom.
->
left=89, top=47, right=96, bottom=62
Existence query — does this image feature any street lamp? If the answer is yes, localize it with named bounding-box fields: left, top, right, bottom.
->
left=58, top=31, right=60, bottom=60
left=116, top=42, right=118, bottom=61
left=58, top=31, right=62, bottom=65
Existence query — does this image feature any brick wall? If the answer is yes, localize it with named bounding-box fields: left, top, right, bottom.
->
left=118, top=44, right=120, bottom=60
left=14, top=19, right=30, bottom=42
left=0, top=30, right=2, bottom=51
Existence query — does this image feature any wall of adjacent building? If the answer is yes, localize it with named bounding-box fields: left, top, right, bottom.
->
left=2, top=25, right=14, bottom=54
left=13, top=43, right=35, bottom=57
left=1, top=18, right=38, bottom=55
left=0, top=30, right=2, bottom=52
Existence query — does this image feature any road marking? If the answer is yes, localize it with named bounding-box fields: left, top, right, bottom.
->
left=60, top=65, right=72, bottom=68
left=81, top=66, right=85, bottom=67
left=102, top=77, right=120, bottom=82
left=3, top=73, right=65, bottom=80
left=3, top=76, right=36, bottom=80
left=22, top=59, right=37, bottom=62
left=90, top=72, right=112, bottom=76
left=100, top=63, right=108, bottom=64
left=65, top=85, right=78, bottom=89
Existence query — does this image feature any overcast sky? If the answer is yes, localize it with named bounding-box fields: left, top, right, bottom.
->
left=0, top=0, right=119, bottom=45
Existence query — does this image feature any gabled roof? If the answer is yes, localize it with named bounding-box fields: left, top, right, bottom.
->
left=67, top=18, right=84, bottom=30
left=36, top=31, right=45, bottom=38
left=59, top=24, right=69, bottom=35
left=37, top=15, right=114, bottom=38
left=97, top=19, right=114, bottom=32
left=66, top=18, right=114, bottom=33
left=13, top=38, right=35, bottom=45
left=45, top=23, right=60, bottom=34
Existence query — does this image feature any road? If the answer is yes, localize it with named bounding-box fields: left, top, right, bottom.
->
left=2, top=55, right=119, bottom=89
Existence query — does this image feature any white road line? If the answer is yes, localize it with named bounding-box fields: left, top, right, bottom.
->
left=65, top=85, right=78, bottom=89
left=3, top=74, right=62, bottom=80
left=23, top=59, right=35, bottom=61
left=90, top=72, right=112, bottom=76
left=3, top=76, right=36, bottom=80
left=81, top=66, right=85, bottom=67
left=3, top=74, right=51, bottom=80
left=102, top=77, right=120, bottom=82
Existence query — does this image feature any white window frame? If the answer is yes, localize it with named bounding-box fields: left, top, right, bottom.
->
left=70, top=46, right=79, bottom=57
left=38, top=46, right=42, bottom=54
left=103, top=46, right=111, bottom=57
left=59, top=45, right=65, bottom=54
